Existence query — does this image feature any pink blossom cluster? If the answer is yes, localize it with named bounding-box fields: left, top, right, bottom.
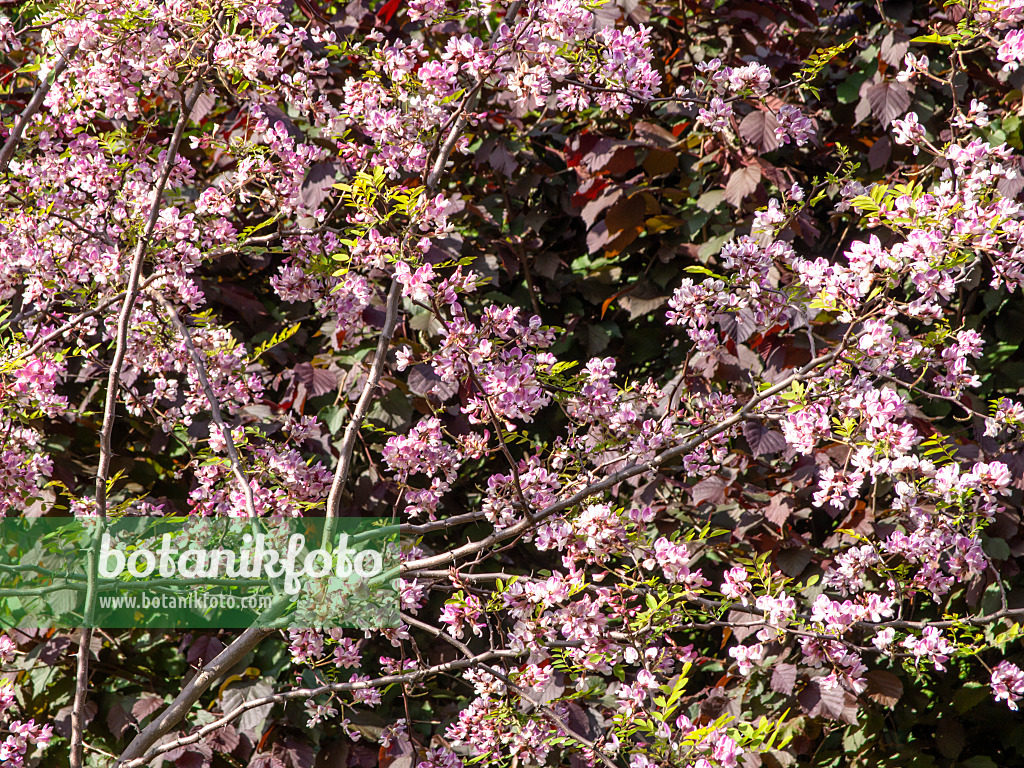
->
left=0, top=636, right=51, bottom=766
left=991, top=661, right=1024, bottom=710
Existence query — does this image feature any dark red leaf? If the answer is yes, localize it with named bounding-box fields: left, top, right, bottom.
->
left=770, top=663, right=798, bottom=695
left=742, top=421, right=787, bottom=457
left=739, top=110, right=780, bottom=153
left=865, top=670, right=903, bottom=706
left=691, top=476, right=728, bottom=506
left=581, top=138, right=636, bottom=176
left=376, top=0, right=403, bottom=23
left=864, top=81, right=911, bottom=127
left=605, top=193, right=647, bottom=237
left=54, top=701, right=97, bottom=738
left=581, top=186, right=623, bottom=229
left=107, top=698, right=136, bottom=739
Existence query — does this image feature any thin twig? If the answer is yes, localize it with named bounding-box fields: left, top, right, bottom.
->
left=324, top=3, right=524, bottom=536
left=21, top=273, right=163, bottom=360
left=151, top=291, right=259, bottom=518
left=401, top=613, right=618, bottom=768
left=402, top=350, right=840, bottom=573
left=75, top=77, right=207, bottom=768
left=122, top=650, right=517, bottom=767
left=322, top=279, right=402, bottom=541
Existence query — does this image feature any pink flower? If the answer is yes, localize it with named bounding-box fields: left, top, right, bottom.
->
left=998, top=28, right=1024, bottom=71
left=697, top=97, right=732, bottom=131
left=992, top=661, right=1024, bottom=710
left=775, top=104, right=814, bottom=146
left=728, top=643, right=764, bottom=676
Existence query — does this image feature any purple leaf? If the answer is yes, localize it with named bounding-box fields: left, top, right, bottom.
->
left=487, top=143, right=517, bottom=178
left=132, top=693, right=166, bottom=722
left=206, top=723, right=241, bottom=754
left=581, top=187, right=623, bottom=230
left=107, top=698, right=136, bottom=739
left=739, top=110, right=780, bottom=153
left=189, top=91, right=216, bottom=123
left=742, top=421, right=787, bottom=457
left=54, top=701, right=97, bottom=737
left=765, top=494, right=795, bottom=526
left=408, top=364, right=457, bottom=403
left=818, top=685, right=848, bottom=719
left=186, top=635, right=226, bottom=668
left=581, top=138, right=636, bottom=175
left=724, top=165, right=761, bottom=207
left=586, top=220, right=610, bottom=254
left=864, top=81, right=911, bottom=127
left=279, top=736, right=316, bottom=768
left=881, top=31, right=910, bottom=66
left=172, top=745, right=213, bottom=768
left=797, top=681, right=819, bottom=714
left=220, top=679, right=274, bottom=738
left=998, top=159, right=1024, bottom=199
left=293, top=363, right=340, bottom=398
left=770, top=663, right=798, bottom=695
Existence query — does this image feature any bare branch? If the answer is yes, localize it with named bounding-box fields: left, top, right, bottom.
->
left=323, top=278, right=402, bottom=536
left=122, top=650, right=517, bottom=767
left=115, top=623, right=278, bottom=765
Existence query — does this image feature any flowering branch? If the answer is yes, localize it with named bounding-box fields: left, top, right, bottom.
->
left=0, top=44, right=77, bottom=173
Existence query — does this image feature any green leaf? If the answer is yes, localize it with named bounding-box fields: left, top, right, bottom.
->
left=684, top=265, right=726, bottom=280
left=911, top=33, right=961, bottom=45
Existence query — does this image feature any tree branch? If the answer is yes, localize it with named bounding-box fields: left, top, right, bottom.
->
left=323, top=279, right=402, bottom=537
left=151, top=291, right=259, bottom=518
left=114, top=623, right=278, bottom=765
left=122, top=650, right=516, bottom=767
left=401, top=351, right=839, bottom=573
left=73, top=77, right=206, bottom=768
left=0, top=44, right=77, bottom=173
